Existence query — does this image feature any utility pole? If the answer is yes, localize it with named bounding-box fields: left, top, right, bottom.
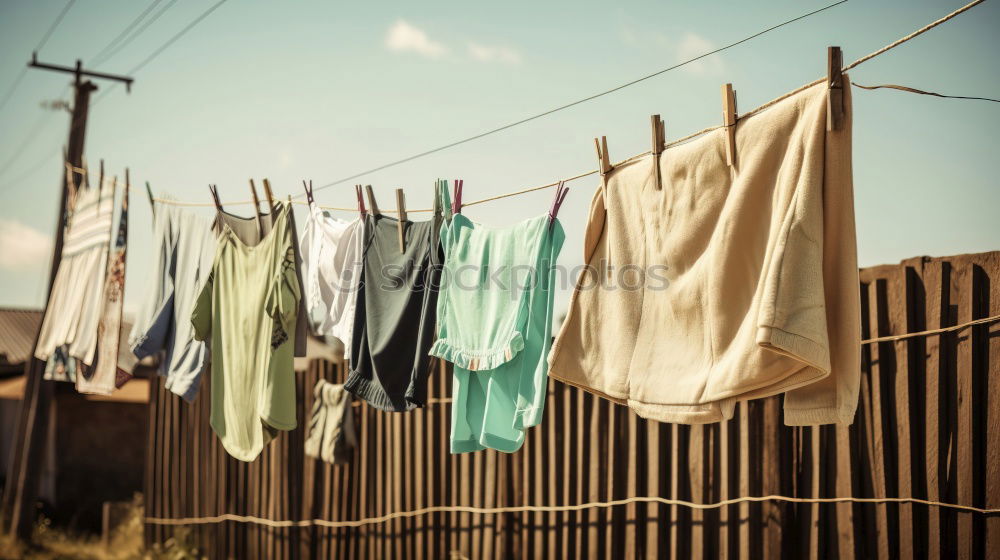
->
left=1, top=54, right=133, bottom=541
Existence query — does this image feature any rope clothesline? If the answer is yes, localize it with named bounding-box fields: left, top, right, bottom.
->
left=852, top=81, right=1000, bottom=104
left=143, top=494, right=999, bottom=529
left=145, top=316, right=1000, bottom=528
left=860, top=314, right=999, bottom=345
left=67, top=0, right=987, bottom=214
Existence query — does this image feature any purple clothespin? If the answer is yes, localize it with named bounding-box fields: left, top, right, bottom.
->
left=452, top=179, right=463, bottom=215
left=548, top=181, right=569, bottom=230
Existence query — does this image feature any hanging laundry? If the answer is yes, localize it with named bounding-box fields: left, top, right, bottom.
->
left=304, top=379, right=357, bottom=465
left=35, top=174, right=117, bottom=367
left=431, top=209, right=565, bottom=453
left=298, top=200, right=364, bottom=357
left=78, top=175, right=129, bottom=395
left=345, top=185, right=446, bottom=412
left=548, top=78, right=860, bottom=426
left=129, top=200, right=217, bottom=401
left=192, top=200, right=300, bottom=462
left=212, top=206, right=309, bottom=358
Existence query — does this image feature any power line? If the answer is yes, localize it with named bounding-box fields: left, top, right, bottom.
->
left=0, top=0, right=226, bottom=184
left=90, top=0, right=180, bottom=68
left=0, top=68, right=28, bottom=114
left=136, top=0, right=991, bottom=212
left=0, top=0, right=231, bottom=189
left=89, top=0, right=166, bottom=67
left=94, top=0, right=230, bottom=105
left=1, top=147, right=62, bottom=188
left=0, top=91, right=88, bottom=193
left=0, top=0, right=178, bottom=183
left=127, top=0, right=230, bottom=75
left=0, top=84, right=72, bottom=182
left=34, top=0, right=78, bottom=53
left=309, top=0, right=849, bottom=193
left=0, top=0, right=77, bottom=114
left=0, top=108, right=59, bottom=179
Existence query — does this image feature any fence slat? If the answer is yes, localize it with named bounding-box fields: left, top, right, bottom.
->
left=142, top=252, right=1000, bottom=559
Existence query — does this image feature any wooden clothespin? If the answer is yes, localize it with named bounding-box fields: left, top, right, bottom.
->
left=262, top=178, right=277, bottom=213
left=208, top=184, right=223, bottom=211
left=78, top=156, right=89, bottom=189
left=651, top=114, right=665, bottom=156
left=144, top=181, right=155, bottom=210
left=721, top=84, right=737, bottom=167
left=827, top=46, right=844, bottom=131
left=62, top=146, right=77, bottom=201
left=302, top=180, right=314, bottom=204
left=452, top=179, right=463, bottom=215
left=354, top=184, right=367, bottom=217
left=123, top=170, right=130, bottom=213
left=248, top=179, right=264, bottom=237
left=433, top=179, right=443, bottom=217
left=395, top=188, right=407, bottom=252
left=364, top=184, right=380, bottom=217
left=594, top=136, right=612, bottom=185
left=650, top=114, right=665, bottom=190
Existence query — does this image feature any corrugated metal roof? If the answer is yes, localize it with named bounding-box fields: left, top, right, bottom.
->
left=0, top=307, right=139, bottom=371
left=0, top=307, right=42, bottom=366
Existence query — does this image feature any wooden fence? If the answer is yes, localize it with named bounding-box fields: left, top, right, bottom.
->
left=144, top=252, right=1000, bottom=559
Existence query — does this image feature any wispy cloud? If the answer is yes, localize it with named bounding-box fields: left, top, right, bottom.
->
left=618, top=21, right=726, bottom=77
left=467, top=42, right=521, bottom=65
left=385, top=20, right=448, bottom=58
left=618, top=22, right=669, bottom=49
left=675, top=32, right=725, bottom=75
left=0, top=220, right=51, bottom=270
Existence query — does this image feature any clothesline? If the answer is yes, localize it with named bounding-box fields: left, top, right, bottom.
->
left=60, top=0, right=986, bottom=214
left=859, top=314, right=999, bottom=345
left=143, top=494, right=1000, bottom=529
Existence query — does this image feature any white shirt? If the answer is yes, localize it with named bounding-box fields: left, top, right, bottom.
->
left=298, top=203, right=364, bottom=359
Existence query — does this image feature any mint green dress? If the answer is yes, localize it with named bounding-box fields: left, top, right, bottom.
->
left=430, top=211, right=565, bottom=453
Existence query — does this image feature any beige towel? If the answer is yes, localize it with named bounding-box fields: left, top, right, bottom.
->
left=549, top=78, right=860, bottom=426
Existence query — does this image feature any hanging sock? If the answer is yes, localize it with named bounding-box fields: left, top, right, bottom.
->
left=304, top=379, right=357, bottom=465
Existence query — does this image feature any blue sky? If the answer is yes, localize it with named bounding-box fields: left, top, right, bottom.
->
left=0, top=0, right=997, bottom=316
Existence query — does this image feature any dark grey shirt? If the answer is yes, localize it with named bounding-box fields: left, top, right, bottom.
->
left=345, top=213, right=443, bottom=411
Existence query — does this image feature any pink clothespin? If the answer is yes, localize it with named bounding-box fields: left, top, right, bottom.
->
left=452, top=179, right=464, bottom=215
left=548, top=181, right=569, bottom=230
left=355, top=184, right=367, bottom=216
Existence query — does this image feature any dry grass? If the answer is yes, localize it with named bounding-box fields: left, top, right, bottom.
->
left=0, top=495, right=205, bottom=560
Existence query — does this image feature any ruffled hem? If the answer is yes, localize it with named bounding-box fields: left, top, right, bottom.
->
left=429, top=331, right=524, bottom=371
